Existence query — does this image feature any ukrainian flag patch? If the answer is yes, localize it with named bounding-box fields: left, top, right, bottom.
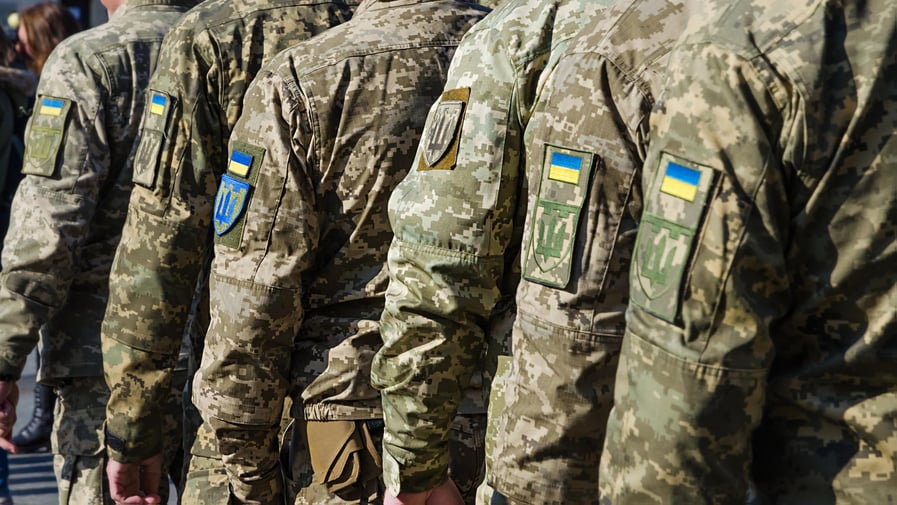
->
left=150, top=93, right=167, bottom=115
left=547, top=151, right=583, bottom=184
left=660, top=161, right=701, bottom=201
left=39, top=98, right=65, bottom=116
left=227, top=150, right=253, bottom=177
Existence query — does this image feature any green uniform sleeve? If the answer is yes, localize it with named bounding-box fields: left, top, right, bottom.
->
left=370, top=19, right=522, bottom=494
left=599, top=38, right=791, bottom=504
left=193, top=68, right=312, bottom=504
left=102, top=16, right=225, bottom=461
left=0, top=43, right=109, bottom=378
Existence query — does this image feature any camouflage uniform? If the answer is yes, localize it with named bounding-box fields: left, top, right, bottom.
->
left=191, top=0, right=488, bottom=502
left=370, top=0, right=688, bottom=503
left=598, top=0, right=897, bottom=504
left=0, top=0, right=197, bottom=503
left=99, top=0, right=357, bottom=497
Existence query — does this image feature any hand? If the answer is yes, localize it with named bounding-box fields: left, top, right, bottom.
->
left=0, top=381, right=19, bottom=453
left=384, top=478, right=464, bottom=505
left=106, top=454, right=164, bottom=505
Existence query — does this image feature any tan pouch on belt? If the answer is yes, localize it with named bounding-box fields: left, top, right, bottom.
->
left=306, top=420, right=382, bottom=493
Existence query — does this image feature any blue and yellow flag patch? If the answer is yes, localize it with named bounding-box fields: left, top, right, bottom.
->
left=39, top=98, right=65, bottom=117
left=213, top=174, right=250, bottom=236
left=227, top=150, right=253, bottom=177
left=150, top=93, right=167, bottom=115
left=547, top=151, right=583, bottom=184
left=660, top=161, right=702, bottom=201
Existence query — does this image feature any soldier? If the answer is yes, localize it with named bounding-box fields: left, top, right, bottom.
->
left=0, top=0, right=198, bottom=502
left=191, top=0, right=488, bottom=503
left=598, top=0, right=897, bottom=503
left=370, top=0, right=692, bottom=504
left=99, top=0, right=358, bottom=501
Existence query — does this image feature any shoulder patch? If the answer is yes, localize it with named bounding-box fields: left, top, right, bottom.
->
left=213, top=174, right=250, bottom=236
left=418, top=87, right=470, bottom=171
left=133, top=89, right=176, bottom=188
left=523, top=144, right=595, bottom=288
left=214, top=142, right=266, bottom=248
left=22, top=96, right=73, bottom=176
left=630, top=152, right=717, bottom=322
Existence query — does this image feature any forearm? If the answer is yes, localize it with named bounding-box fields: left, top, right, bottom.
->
left=373, top=239, right=501, bottom=494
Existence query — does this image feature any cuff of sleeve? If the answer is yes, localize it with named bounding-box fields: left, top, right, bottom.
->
left=0, top=357, right=23, bottom=380
left=104, top=422, right=161, bottom=464
left=382, top=447, right=449, bottom=496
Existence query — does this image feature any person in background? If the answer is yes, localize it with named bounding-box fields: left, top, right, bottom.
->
left=0, top=0, right=198, bottom=502
left=13, top=1, right=79, bottom=76
left=7, top=0, right=80, bottom=457
left=99, top=0, right=358, bottom=502
left=599, top=0, right=897, bottom=503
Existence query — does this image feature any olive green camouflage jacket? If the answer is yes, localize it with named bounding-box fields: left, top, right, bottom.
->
left=0, top=0, right=197, bottom=383
left=370, top=0, right=680, bottom=499
left=193, top=0, right=487, bottom=501
left=600, top=0, right=897, bottom=503
left=101, top=0, right=357, bottom=463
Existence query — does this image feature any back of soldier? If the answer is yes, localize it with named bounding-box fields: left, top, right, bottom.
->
left=0, top=0, right=197, bottom=503
left=192, top=0, right=488, bottom=503
left=100, top=0, right=358, bottom=502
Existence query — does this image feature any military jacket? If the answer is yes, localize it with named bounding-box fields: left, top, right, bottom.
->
left=599, top=0, right=897, bottom=503
left=370, top=0, right=672, bottom=498
left=193, top=0, right=487, bottom=501
left=101, top=0, right=357, bottom=463
left=0, top=0, right=196, bottom=382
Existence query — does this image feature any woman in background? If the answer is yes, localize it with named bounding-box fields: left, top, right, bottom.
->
left=14, top=1, right=80, bottom=76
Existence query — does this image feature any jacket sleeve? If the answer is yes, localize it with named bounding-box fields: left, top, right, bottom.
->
left=0, top=44, right=109, bottom=378
left=193, top=67, right=315, bottom=504
left=599, top=40, right=794, bottom=505
left=102, top=19, right=226, bottom=462
left=370, top=25, right=524, bottom=494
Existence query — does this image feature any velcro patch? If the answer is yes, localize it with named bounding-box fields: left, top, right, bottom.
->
left=133, top=89, right=175, bottom=188
left=630, top=152, right=717, bottom=322
left=523, top=144, right=595, bottom=288
left=23, top=96, right=73, bottom=176
left=418, top=87, right=470, bottom=171
left=213, top=174, right=250, bottom=236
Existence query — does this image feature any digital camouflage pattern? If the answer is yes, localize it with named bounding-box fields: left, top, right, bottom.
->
left=192, top=0, right=488, bottom=502
left=0, top=0, right=196, bottom=382
left=0, top=0, right=197, bottom=500
left=370, top=0, right=612, bottom=495
left=599, top=0, right=897, bottom=503
left=369, top=0, right=674, bottom=500
left=53, top=376, right=182, bottom=505
left=101, top=0, right=358, bottom=464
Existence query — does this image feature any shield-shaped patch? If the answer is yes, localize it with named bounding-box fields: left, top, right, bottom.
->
left=418, top=87, right=470, bottom=171
left=213, top=174, right=250, bottom=236
left=423, top=100, right=464, bottom=166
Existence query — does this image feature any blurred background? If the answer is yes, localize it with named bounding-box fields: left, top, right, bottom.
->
left=2, top=0, right=105, bottom=40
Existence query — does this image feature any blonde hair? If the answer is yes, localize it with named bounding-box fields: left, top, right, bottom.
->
left=18, top=2, right=80, bottom=75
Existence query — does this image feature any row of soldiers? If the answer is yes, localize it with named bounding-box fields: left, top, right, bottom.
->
left=0, top=0, right=895, bottom=503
